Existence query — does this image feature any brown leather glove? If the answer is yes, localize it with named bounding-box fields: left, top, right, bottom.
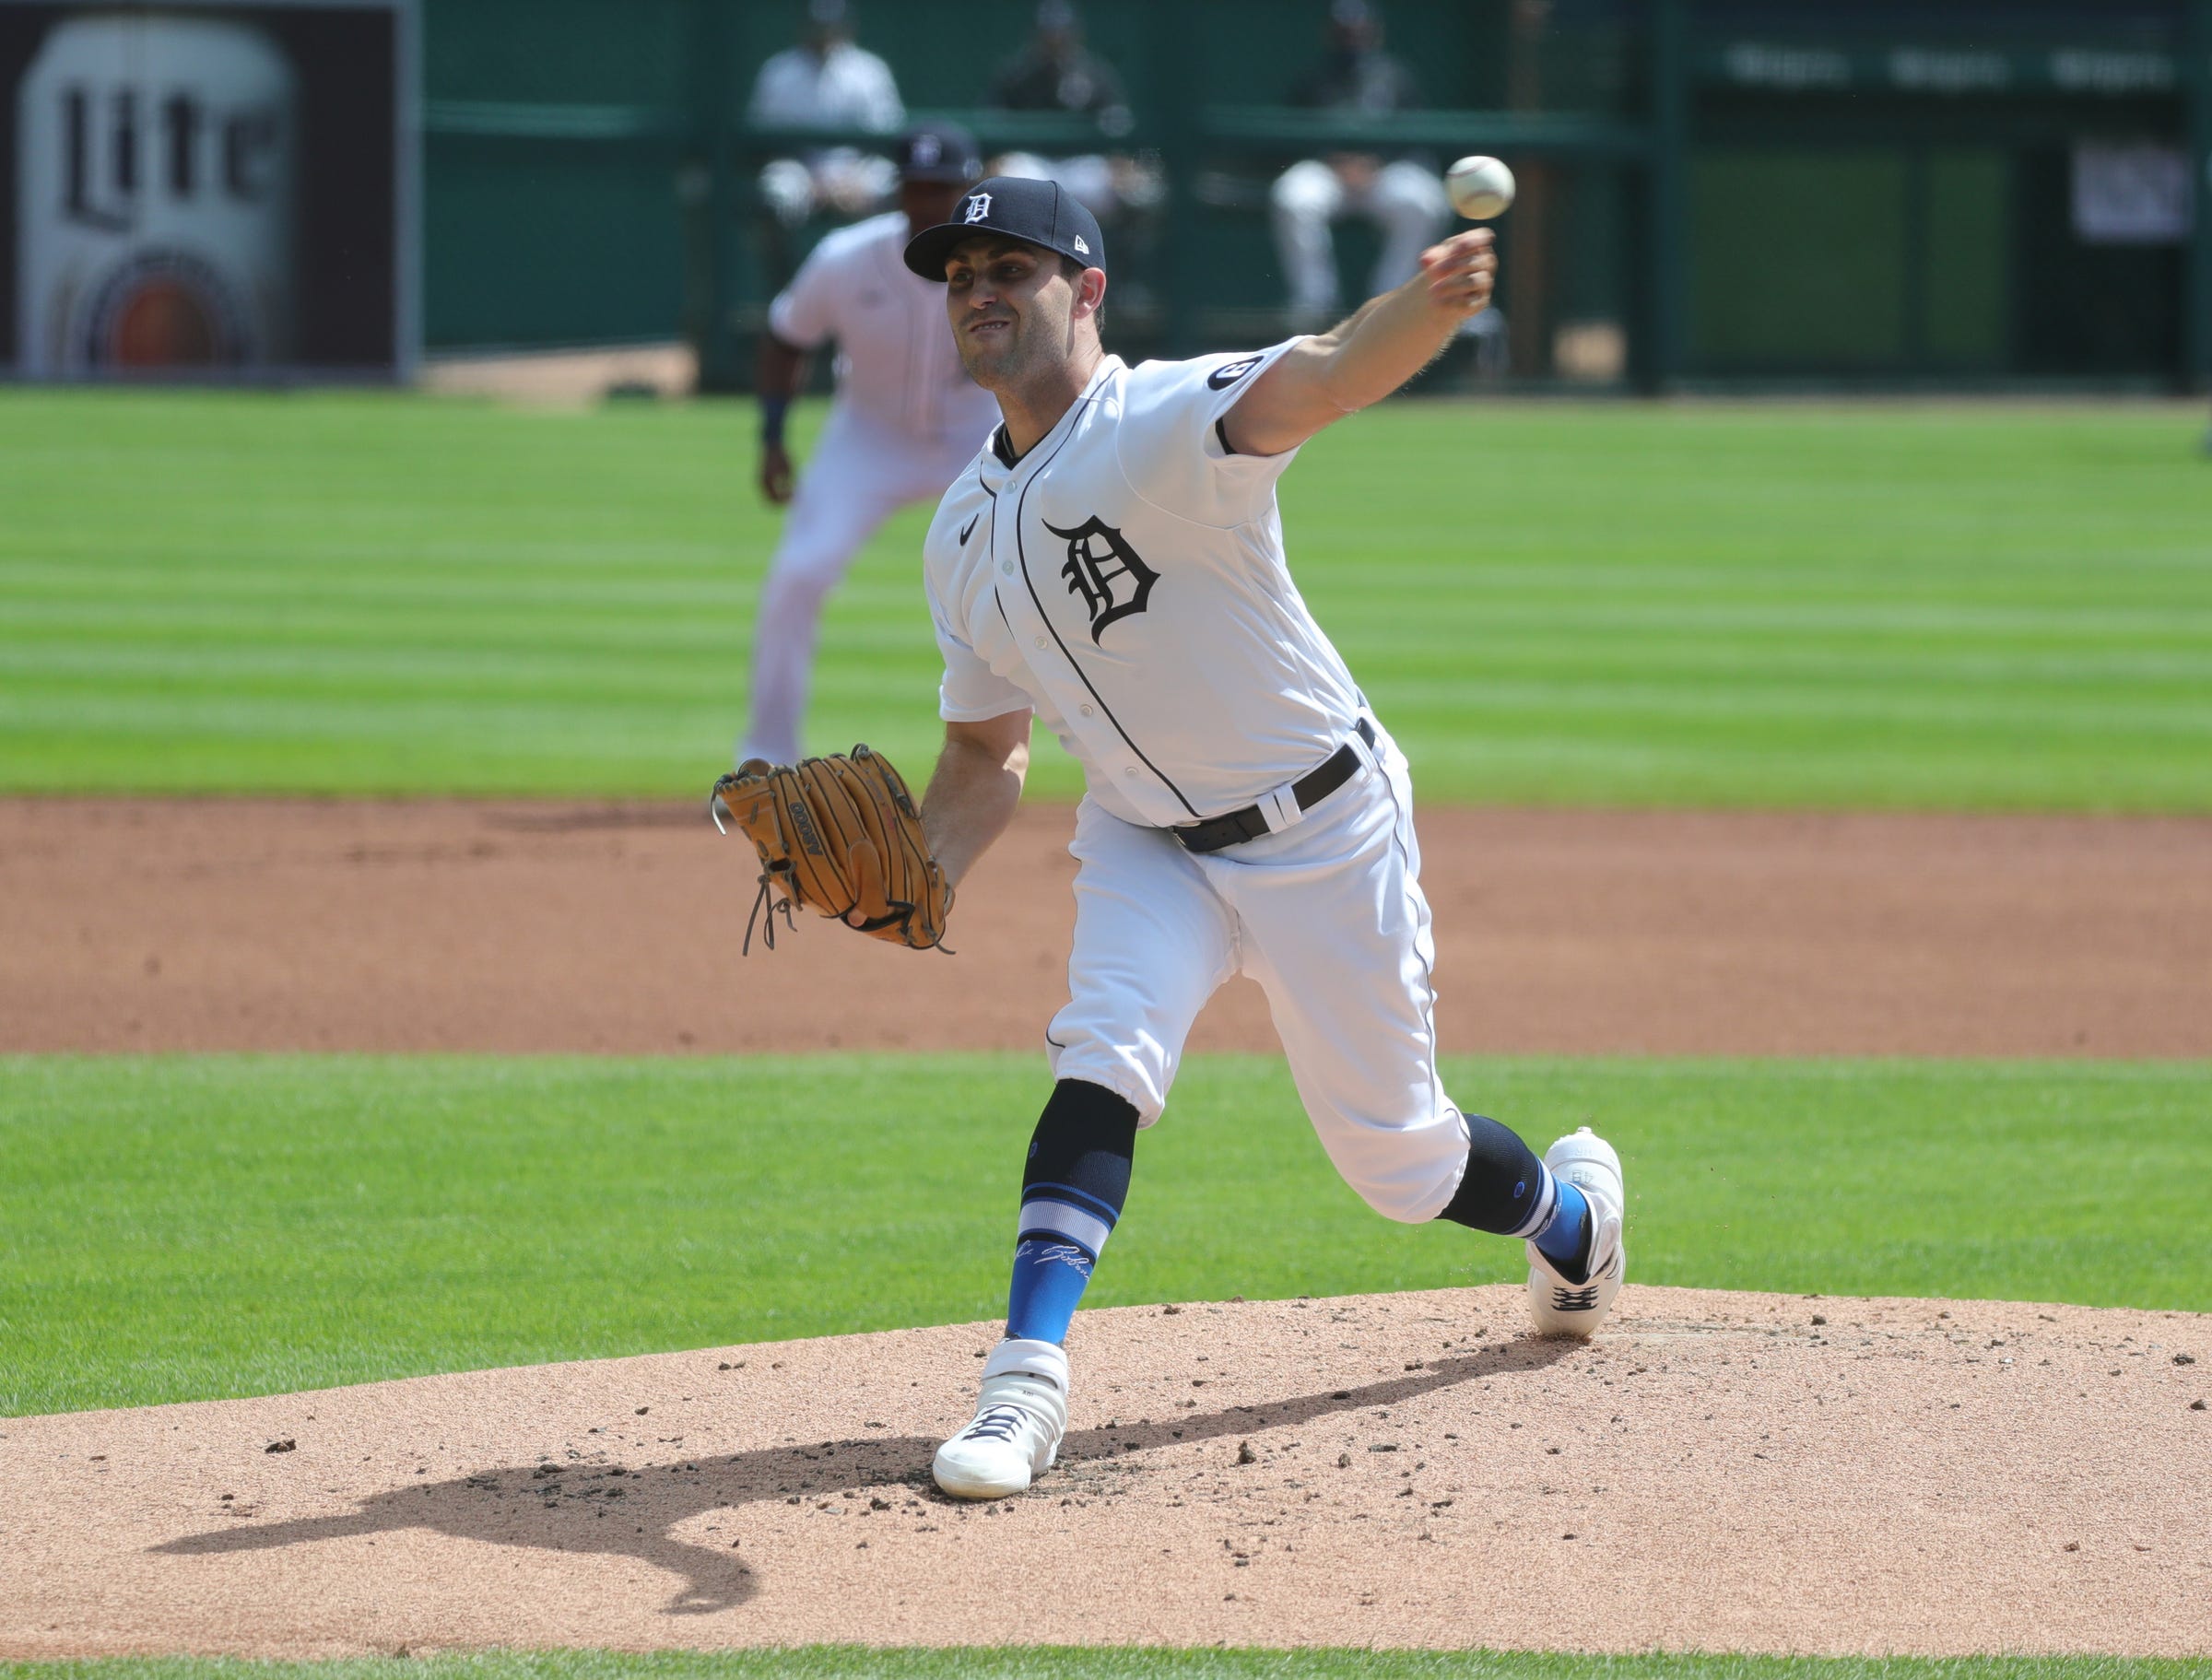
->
left=712, top=746, right=953, bottom=953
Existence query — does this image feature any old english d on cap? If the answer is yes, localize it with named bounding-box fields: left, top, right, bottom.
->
left=903, top=175, right=1107, bottom=279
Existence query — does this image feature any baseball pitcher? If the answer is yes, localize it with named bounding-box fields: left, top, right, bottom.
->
left=724, top=174, right=1629, bottom=1503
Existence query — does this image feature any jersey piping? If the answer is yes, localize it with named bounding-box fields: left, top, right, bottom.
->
left=1006, top=387, right=1204, bottom=822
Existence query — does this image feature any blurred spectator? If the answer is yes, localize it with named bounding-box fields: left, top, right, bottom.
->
left=1269, top=0, right=1449, bottom=331
left=747, top=0, right=905, bottom=234
left=989, top=0, right=1159, bottom=230
left=992, top=0, right=1129, bottom=136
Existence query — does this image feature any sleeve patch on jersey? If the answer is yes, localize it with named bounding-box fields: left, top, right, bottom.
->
left=1206, top=355, right=1263, bottom=390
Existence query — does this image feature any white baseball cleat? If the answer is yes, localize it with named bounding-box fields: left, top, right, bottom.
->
left=1525, top=1126, right=1626, bottom=1337
left=932, top=1337, right=1070, bottom=1500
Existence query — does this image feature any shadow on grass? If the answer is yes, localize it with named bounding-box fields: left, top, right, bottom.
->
left=152, top=1337, right=1574, bottom=1616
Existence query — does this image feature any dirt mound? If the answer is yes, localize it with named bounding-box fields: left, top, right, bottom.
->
left=4, top=1286, right=2206, bottom=1659
left=6, top=798, right=2210, bottom=1057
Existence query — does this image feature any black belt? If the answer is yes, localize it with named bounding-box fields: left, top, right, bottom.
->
left=1172, top=718, right=1377, bottom=854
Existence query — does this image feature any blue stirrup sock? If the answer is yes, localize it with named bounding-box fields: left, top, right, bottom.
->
left=1004, top=1078, right=1138, bottom=1345
left=1530, top=1178, right=1593, bottom=1274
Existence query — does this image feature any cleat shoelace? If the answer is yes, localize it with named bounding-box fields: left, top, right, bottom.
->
left=960, top=1404, right=1030, bottom=1444
left=1552, top=1286, right=1602, bottom=1310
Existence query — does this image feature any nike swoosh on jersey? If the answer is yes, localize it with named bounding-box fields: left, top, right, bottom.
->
left=959, top=513, right=982, bottom=544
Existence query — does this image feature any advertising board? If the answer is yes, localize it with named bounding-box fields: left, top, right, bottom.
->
left=1, top=0, right=414, bottom=381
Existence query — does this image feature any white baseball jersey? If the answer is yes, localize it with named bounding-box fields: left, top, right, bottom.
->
left=747, top=42, right=903, bottom=132
left=922, top=341, right=1366, bottom=828
left=770, top=212, right=1001, bottom=443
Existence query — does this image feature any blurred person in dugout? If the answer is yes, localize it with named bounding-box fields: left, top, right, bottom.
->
left=1270, top=0, right=1451, bottom=333
left=989, top=0, right=1160, bottom=236
left=747, top=0, right=904, bottom=276
left=737, top=123, right=1000, bottom=769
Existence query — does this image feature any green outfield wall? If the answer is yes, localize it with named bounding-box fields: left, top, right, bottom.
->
left=418, top=0, right=2212, bottom=392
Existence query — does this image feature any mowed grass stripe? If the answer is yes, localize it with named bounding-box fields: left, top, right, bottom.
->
left=3, top=1053, right=2205, bottom=1416
left=18, top=549, right=2208, bottom=626
left=13, top=639, right=2208, bottom=722
left=6, top=1650, right=2207, bottom=1680
left=3, top=392, right=2208, bottom=806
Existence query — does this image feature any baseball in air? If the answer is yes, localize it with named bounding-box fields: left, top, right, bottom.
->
left=1446, top=156, right=1516, bottom=220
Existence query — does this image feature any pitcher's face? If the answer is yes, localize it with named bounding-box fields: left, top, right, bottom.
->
left=942, top=235, right=1081, bottom=388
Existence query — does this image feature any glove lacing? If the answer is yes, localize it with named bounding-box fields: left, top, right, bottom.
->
left=742, top=872, right=797, bottom=956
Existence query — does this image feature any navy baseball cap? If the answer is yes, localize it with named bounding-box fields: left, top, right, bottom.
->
left=896, top=122, right=982, bottom=184
left=902, top=175, right=1107, bottom=279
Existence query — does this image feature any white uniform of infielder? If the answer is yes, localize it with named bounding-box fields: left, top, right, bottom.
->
left=889, top=178, right=1628, bottom=1501
left=740, top=127, right=1002, bottom=769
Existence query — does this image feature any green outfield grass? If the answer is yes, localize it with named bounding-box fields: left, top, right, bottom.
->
left=1, top=392, right=2206, bottom=809
left=7, top=1652, right=2207, bottom=1680
left=4, top=1051, right=2205, bottom=1417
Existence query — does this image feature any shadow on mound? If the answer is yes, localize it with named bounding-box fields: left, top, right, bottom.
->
left=153, top=1336, right=1573, bottom=1615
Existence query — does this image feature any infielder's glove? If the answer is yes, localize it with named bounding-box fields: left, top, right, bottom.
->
left=711, top=746, right=953, bottom=954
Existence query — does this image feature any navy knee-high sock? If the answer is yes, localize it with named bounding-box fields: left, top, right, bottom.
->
left=1433, top=1111, right=1591, bottom=1276
left=1004, top=1079, right=1138, bottom=1345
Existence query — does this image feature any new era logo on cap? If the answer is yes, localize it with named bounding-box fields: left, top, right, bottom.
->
left=1073, top=235, right=1089, bottom=253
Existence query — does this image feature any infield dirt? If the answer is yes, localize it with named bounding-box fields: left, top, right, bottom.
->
left=7, top=797, right=2211, bottom=1658
left=5, top=798, right=2210, bottom=1057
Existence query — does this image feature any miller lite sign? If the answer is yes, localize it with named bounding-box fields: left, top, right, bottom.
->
left=15, top=12, right=297, bottom=374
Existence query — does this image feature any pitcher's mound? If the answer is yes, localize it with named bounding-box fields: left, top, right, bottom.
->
left=5, top=1286, right=2206, bottom=1660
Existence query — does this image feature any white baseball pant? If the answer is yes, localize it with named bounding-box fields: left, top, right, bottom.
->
left=743, top=404, right=981, bottom=767
left=1269, top=158, right=1451, bottom=328
left=757, top=151, right=900, bottom=227
left=1044, top=718, right=1473, bottom=1223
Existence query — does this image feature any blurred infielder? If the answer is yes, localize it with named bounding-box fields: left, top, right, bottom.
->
left=897, top=178, right=1628, bottom=1500
left=739, top=123, right=1001, bottom=768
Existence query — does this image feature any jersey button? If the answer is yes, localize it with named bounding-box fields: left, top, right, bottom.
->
left=1033, top=637, right=1046, bottom=649
left=1079, top=704, right=1094, bottom=717
left=1000, top=561, right=1014, bottom=576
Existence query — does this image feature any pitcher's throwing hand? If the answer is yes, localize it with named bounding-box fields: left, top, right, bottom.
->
left=1418, top=227, right=1497, bottom=316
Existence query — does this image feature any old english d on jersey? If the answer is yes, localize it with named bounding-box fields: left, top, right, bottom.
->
left=923, top=341, right=1365, bottom=828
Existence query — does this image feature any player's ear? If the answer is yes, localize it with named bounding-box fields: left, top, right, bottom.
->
left=1074, top=266, right=1106, bottom=321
